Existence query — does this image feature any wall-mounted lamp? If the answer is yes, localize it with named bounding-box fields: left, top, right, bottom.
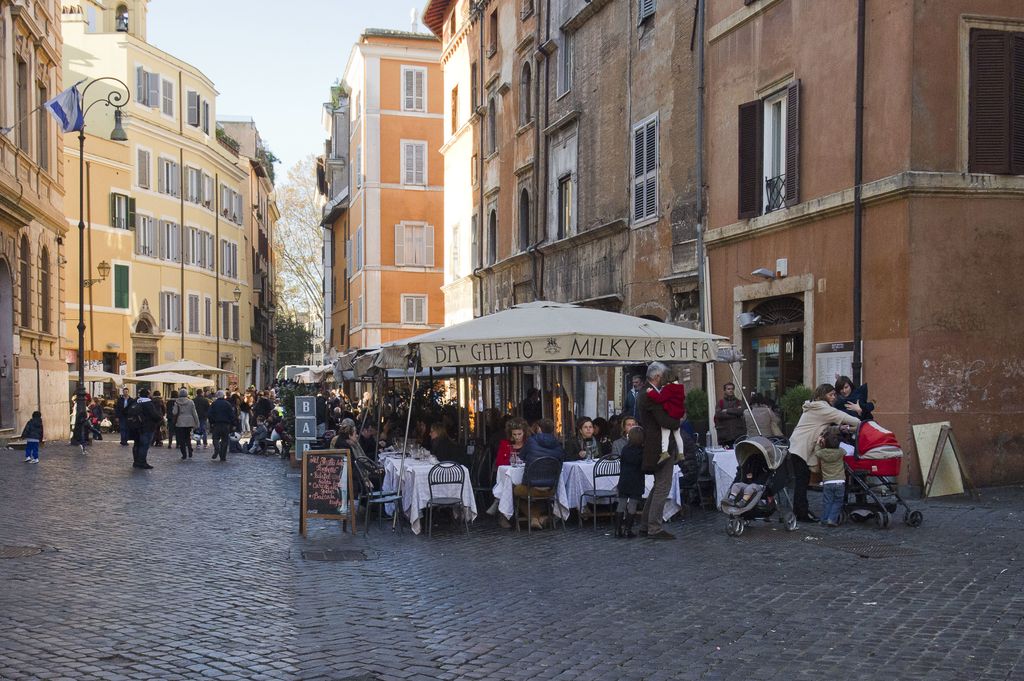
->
left=751, top=267, right=776, bottom=281
left=83, top=260, right=111, bottom=288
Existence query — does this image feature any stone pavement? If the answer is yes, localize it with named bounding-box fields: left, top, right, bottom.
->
left=0, top=440, right=1022, bottom=681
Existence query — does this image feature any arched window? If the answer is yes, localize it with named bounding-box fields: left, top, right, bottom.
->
left=135, top=318, right=152, bottom=334
left=19, top=235, right=30, bottom=329
left=487, top=210, right=497, bottom=265
left=518, top=188, right=530, bottom=252
left=39, top=246, right=50, bottom=334
left=115, top=5, right=129, bottom=32
left=520, top=62, right=532, bottom=125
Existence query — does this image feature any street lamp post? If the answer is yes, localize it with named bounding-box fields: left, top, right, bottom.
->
left=74, top=78, right=129, bottom=448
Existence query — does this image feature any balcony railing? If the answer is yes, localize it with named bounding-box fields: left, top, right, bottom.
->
left=765, top=174, right=786, bottom=213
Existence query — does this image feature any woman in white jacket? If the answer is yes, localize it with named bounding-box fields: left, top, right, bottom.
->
left=788, top=384, right=860, bottom=521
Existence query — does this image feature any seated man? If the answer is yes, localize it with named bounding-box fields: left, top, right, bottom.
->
left=514, top=418, right=565, bottom=529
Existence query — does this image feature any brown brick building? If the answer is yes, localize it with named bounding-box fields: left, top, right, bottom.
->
left=704, top=0, right=1024, bottom=486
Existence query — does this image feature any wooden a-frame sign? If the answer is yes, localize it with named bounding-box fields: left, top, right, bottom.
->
left=923, top=425, right=979, bottom=499
left=300, top=448, right=357, bottom=537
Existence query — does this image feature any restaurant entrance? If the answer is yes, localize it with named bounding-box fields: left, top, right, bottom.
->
left=743, top=297, right=805, bottom=405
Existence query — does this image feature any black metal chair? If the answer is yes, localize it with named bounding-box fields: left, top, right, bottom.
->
left=470, top=442, right=495, bottom=507
left=425, top=462, right=470, bottom=537
left=353, top=456, right=403, bottom=536
left=579, top=455, right=621, bottom=529
left=513, top=456, right=566, bottom=533
left=695, top=447, right=718, bottom=510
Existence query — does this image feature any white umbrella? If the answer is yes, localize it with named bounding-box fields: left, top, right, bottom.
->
left=368, top=301, right=727, bottom=370
left=124, top=372, right=216, bottom=388
left=134, top=359, right=227, bottom=375
left=69, top=370, right=124, bottom=385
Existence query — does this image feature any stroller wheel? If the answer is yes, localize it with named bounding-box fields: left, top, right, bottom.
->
left=876, top=511, right=891, bottom=529
left=786, top=515, right=798, bottom=532
left=905, top=510, right=923, bottom=527
left=726, top=518, right=744, bottom=537
left=838, top=509, right=849, bottom=526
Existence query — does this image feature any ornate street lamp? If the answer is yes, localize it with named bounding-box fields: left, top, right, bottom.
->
left=74, top=78, right=130, bottom=449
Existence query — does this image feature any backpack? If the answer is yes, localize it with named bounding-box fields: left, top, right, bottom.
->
left=124, top=403, right=146, bottom=431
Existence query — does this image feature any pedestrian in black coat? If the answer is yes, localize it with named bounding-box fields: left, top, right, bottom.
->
left=114, top=388, right=135, bottom=446
left=615, top=426, right=645, bottom=538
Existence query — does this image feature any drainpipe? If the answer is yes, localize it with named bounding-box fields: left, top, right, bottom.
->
left=180, top=147, right=186, bottom=357
left=31, top=340, right=41, bottom=415
left=215, top=171, right=221, bottom=380
left=695, top=0, right=706, bottom=332
left=852, top=0, right=865, bottom=384
left=528, top=0, right=546, bottom=301
left=471, top=0, right=486, bottom=317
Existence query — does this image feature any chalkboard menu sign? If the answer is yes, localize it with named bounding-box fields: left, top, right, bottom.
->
left=300, top=448, right=356, bottom=536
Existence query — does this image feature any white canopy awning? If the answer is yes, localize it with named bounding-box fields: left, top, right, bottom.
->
left=69, top=370, right=124, bottom=386
left=124, top=372, right=216, bottom=388
left=364, top=301, right=726, bottom=370
left=134, top=359, right=228, bottom=375
left=293, top=366, right=334, bottom=384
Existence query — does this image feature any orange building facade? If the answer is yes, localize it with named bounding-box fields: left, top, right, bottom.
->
left=327, top=30, right=445, bottom=352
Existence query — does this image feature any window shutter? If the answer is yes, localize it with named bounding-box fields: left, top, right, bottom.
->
left=162, top=80, right=174, bottom=116
left=159, top=293, right=167, bottom=331
left=785, top=79, right=800, bottom=207
left=172, top=163, right=181, bottom=197
left=187, top=91, right=199, bottom=126
left=737, top=99, right=763, bottom=219
left=403, top=143, right=414, bottom=183
left=158, top=160, right=166, bottom=193
left=147, top=73, right=160, bottom=109
left=632, top=126, right=645, bottom=222
left=173, top=223, right=181, bottom=262
left=969, top=30, right=1011, bottom=174
left=425, top=225, right=434, bottom=267
left=415, top=69, right=425, bottom=111
left=644, top=119, right=658, bottom=218
left=202, top=101, right=210, bottom=133
left=415, top=144, right=425, bottom=184
left=138, top=149, right=149, bottom=188
left=232, top=305, right=240, bottom=341
left=404, top=69, right=415, bottom=110
left=395, top=224, right=405, bottom=265
left=1011, top=34, right=1024, bottom=174
left=158, top=221, right=167, bottom=259
left=128, top=198, right=136, bottom=230
left=109, top=193, right=117, bottom=228
left=136, top=66, right=146, bottom=104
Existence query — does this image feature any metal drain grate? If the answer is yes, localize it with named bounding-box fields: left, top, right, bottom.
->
left=0, top=545, right=43, bottom=559
left=301, top=549, right=372, bottom=562
left=819, top=541, right=921, bottom=559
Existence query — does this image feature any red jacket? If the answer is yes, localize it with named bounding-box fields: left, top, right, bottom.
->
left=646, top=383, right=686, bottom=420
left=495, top=439, right=525, bottom=466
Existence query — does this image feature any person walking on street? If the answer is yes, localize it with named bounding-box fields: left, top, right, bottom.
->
left=21, top=411, right=44, bottom=464
left=151, top=391, right=166, bottom=447
left=239, top=393, right=252, bottom=434
left=208, top=390, right=235, bottom=462
left=114, top=387, right=134, bottom=446
left=171, top=388, right=199, bottom=460
left=193, top=389, right=210, bottom=449
left=127, top=388, right=162, bottom=469
left=638, top=362, right=682, bottom=540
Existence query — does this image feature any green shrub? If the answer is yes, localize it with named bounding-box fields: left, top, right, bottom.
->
left=686, top=387, right=708, bottom=424
left=779, top=384, right=813, bottom=431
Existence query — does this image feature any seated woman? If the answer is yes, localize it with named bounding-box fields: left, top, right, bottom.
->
left=495, top=417, right=528, bottom=467
left=832, top=375, right=874, bottom=421
left=743, top=392, right=783, bottom=438
left=564, top=417, right=612, bottom=461
left=789, top=384, right=861, bottom=522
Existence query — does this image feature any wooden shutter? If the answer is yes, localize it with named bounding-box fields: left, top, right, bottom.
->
left=158, top=160, right=166, bottom=193
left=414, top=69, right=425, bottom=111
left=172, top=162, right=180, bottom=197
left=136, top=66, right=146, bottom=104
left=232, top=305, right=240, bottom=340
left=395, top=224, right=405, bottom=265
left=415, top=143, right=426, bottom=184
left=128, top=198, right=136, bottom=230
left=159, top=293, right=167, bottom=331
left=644, top=119, right=657, bottom=218
left=147, top=73, right=160, bottom=109
left=138, top=149, right=149, bottom=188
left=187, top=91, right=199, bottom=126
left=202, top=101, right=210, bottom=133
left=114, top=265, right=129, bottom=309
left=1012, top=34, right=1024, bottom=174
left=162, top=80, right=174, bottom=116
left=785, top=79, right=800, bottom=207
left=639, top=0, right=656, bottom=23
left=970, top=30, right=1011, bottom=174
left=425, top=225, right=435, bottom=267
left=737, top=99, right=763, bottom=218
left=109, top=193, right=117, bottom=228
left=405, top=69, right=415, bottom=110
left=633, top=125, right=645, bottom=222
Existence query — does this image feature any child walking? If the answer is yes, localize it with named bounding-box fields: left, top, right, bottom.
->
left=816, top=425, right=847, bottom=527
left=615, top=426, right=645, bottom=538
left=22, top=411, right=43, bottom=464
left=644, top=379, right=686, bottom=465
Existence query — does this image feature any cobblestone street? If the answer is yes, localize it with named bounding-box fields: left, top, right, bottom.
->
left=1, top=441, right=1022, bottom=681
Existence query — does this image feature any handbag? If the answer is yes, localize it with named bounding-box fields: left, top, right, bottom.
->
left=100, top=418, right=112, bottom=428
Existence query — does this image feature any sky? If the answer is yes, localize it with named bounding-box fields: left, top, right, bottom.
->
left=147, top=0, right=428, bottom=175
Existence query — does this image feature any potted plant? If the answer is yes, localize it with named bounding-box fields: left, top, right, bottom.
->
left=779, top=384, right=812, bottom=436
left=686, top=387, right=709, bottom=442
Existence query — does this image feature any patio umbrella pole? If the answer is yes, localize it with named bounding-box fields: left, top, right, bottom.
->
left=728, top=362, right=761, bottom=437
left=393, top=362, right=418, bottom=531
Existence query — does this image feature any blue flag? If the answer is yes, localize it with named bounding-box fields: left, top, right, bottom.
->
left=44, top=84, right=84, bottom=133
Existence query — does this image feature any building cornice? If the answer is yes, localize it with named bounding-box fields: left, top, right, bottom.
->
left=706, top=171, right=1024, bottom=248
left=707, top=0, right=783, bottom=45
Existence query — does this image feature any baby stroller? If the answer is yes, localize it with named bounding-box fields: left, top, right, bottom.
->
left=723, top=436, right=797, bottom=536
left=842, top=421, right=923, bottom=529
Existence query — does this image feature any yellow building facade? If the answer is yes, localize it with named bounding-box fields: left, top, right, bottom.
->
left=336, top=30, right=446, bottom=350
left=61, top=0, right=253, bottom=392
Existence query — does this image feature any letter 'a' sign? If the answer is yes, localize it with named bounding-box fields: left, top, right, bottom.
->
left=296, top=417, right=317, bottom=439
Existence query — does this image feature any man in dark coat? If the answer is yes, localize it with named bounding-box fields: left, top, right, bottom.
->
left=207, top=390, right=235, bottom=462
left=128, top=388, right=163, bottom=469
left=714, top=383, right=746, bottom=446
left=114, top=387, right=135, bottom=446
left=193, top=389, right=211, bottom=449
left=624, top=375, right=643, bottom=418
left=637, top=362, right=681, bottom=540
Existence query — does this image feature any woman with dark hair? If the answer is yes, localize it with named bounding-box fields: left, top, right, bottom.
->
left=832, top=375, right=874, bottom=421
left=495, top=417, right=529, bottom=467
left=743, top=392, right=783, bottom=437
left=564, top=417, right=612, bottom=461
left=788, top=384, right=860, bottom=522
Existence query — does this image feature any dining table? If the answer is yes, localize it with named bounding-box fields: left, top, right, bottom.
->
left=381, top=453, right=478, bottom=535
left=492, top=459, right=682, bottom=522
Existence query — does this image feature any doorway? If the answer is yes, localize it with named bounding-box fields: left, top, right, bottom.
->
left=0, top=259, right=13, bottom=428
left=135, top=352, right=153, bottom=392
left=744, top=296, right=805, bottom=405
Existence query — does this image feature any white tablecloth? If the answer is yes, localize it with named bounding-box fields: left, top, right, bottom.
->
left=493, top=461, right=681, bottom=522
left=381, top=455, right=478, bottom=534
left=710, top=448, right=738, bottom=504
